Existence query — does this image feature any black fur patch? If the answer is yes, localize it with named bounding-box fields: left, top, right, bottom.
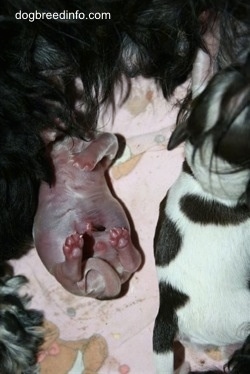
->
left=180, top=194, right=250, bottom=225
left=154, top=195, right=182, bottom=266
left=182, top=160, right=193, bottom=176
left=153, top=282, right=189, bottom=353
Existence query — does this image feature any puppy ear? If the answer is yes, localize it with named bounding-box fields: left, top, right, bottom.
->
left=167, top=122, right=188, bottom=150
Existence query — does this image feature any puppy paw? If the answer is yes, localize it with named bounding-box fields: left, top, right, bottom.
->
left=63, top=233, right=83, bottom=260
left=72, top=154, right=96, bottom=171
left=61, top=233, right=84, bottom=281
left=110, top=227, right=129, bottom=249
left=109, top=227, right=141, bottom=273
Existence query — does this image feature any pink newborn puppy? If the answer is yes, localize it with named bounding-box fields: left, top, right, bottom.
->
left=33, top=133, right=141, bottom=299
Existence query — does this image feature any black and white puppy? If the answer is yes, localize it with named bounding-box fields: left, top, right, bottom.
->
left=153, top=56, right=250, bottom=373
left=0, top=265, right=44, bottom=374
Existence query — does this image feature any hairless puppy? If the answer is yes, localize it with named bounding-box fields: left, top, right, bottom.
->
left=33, top=132, right=141, bottom=299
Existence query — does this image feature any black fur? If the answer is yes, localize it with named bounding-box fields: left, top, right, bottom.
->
left=225, top=334, right=250, bottom=374
left=182, top=160, right=193, bottom=176
left=180, top=194, right=250, bottom=225
left=153, top=282, right=189, bottom=354
left=154, top=196, right=183, bottom=266
left=0, top=265, right=44, bottom=374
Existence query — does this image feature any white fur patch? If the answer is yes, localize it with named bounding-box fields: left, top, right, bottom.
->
left=154, top=351, right=174, bottom=374
left=185, top=141, right=250, bottom=204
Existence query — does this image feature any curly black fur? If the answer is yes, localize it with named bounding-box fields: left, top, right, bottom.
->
left=0, top=266, right=44, bottom=374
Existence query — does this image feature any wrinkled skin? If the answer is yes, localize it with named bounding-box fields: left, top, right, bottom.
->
left=33, top=133, right=141, bottom=299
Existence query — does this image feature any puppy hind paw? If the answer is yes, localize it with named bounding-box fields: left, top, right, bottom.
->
left=109, top=227, right=141, bottom=273
left=63, top=233, right=83, bottom=260
left=61, top=233, right=84, bottom=281
left=109, top=227, right=129, bottom=249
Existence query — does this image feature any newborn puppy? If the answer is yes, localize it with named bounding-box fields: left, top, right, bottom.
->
left=153, top=56, right=250, bottom=373
left=33, top=133, right=141, bottom=300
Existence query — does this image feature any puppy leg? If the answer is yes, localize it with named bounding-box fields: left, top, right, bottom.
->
left=72, top=132, right=118, bottom=170
left=53, top=232, right=122, bottom=298
left=52, top=233, right=85, bottom=291
left=153, top=282, right=190, bottom=374
left=61, top=233, right=84, bottom=280
left=153, top=282, right=177, bottom=374
left=109, top=227, right=141, bottom=273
